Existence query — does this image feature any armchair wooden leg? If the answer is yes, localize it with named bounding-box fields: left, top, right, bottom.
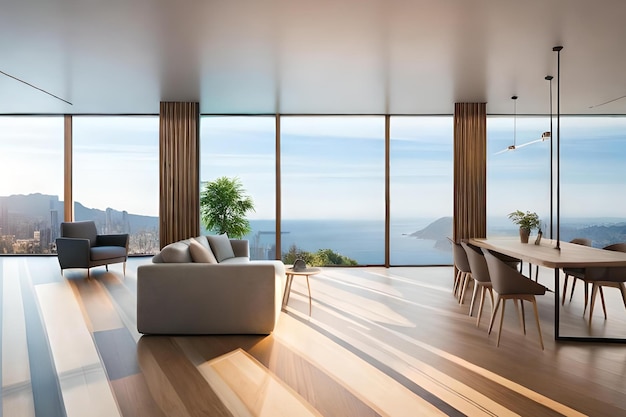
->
left=123, top=262, right=126, bottom=277
left=106, top=264, right=109, bottom=271
left=514, top=300, right=526, bottom=334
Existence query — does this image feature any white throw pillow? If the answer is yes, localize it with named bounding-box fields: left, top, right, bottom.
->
left=207, top=233, right=236, bottom=262
left=189, top=239, right=218, bottom=263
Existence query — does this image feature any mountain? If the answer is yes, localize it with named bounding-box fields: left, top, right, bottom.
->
left=0, top=193, right=158, bottom=235
left=410, top=216, right=453, bottom=240
left=409, top=216, right=453, bottom=251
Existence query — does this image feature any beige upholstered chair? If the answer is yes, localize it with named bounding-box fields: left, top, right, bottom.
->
left=483, top=249, right=548, bottom=349
left=448, top=238, right=472, bottom=302
left=584, top=243, right=626, bottom=326
left=461, top=242, right=493, bottom=327
left=561, top=238, right=593, bottom=305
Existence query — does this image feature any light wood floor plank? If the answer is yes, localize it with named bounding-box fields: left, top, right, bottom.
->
left=200, top=348, right=323, bottom=417
left=35, top=281, right=121, bottom=417
left=2, top=260, right=35, bottom=417
left=274, top=314, right=446, bottom=417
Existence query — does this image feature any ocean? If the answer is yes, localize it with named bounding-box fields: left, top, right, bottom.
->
left=246, top=219, right=452, bottom=265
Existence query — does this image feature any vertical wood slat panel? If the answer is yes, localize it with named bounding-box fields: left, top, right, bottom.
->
left=159, top=102, right=200, bottom=248
left=64, top=115, right=73, bottom=222
left=453, top=103, right=486, bottom=242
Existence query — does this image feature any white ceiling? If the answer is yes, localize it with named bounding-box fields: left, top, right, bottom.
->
left=2, top=0, right=626, bottom=115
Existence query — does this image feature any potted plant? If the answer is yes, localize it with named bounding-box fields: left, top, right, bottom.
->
left=200, top=176, right=255, bottom=239
left=508, top=210, right=540, bottom=243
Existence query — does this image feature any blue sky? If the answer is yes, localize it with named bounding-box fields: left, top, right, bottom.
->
left=2, top=115, right=626, bottom=222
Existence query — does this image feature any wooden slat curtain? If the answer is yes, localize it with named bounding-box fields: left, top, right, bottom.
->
left=453, top=103, right=486, bottom=242
left=159, top=102, right=200, bottom=248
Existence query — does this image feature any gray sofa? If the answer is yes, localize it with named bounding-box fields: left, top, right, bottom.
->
left=137, top=235, right=286, bottom=335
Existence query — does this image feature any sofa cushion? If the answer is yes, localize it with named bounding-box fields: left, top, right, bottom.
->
left=219, top=257, right=250, bottom=264
left=160, top=241, right=193, bottom=263
left=189, top=239, right=218, bottom=263
left=207, top=233, right=235, bottom=262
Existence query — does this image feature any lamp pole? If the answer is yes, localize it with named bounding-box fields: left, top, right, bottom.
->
left=553, top=45, right=563, bottom=250
left=545, top=75, right=553, bottom=240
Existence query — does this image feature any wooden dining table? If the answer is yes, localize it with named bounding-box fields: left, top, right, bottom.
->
left=469, top=237, right=626, bottom=343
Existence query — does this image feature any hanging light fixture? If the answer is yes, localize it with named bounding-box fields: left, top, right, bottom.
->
left=495, top=95, right=551, bottom=155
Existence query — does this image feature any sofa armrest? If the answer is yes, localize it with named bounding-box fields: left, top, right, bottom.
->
left=96, top=234, right=129, bottom=248
left=230, top=239, right=249, bottom=258
left=56, top=237, right=91, bottom=269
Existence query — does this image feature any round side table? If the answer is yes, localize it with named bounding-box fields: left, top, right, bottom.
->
left=282, top=267, right=321, bottom=315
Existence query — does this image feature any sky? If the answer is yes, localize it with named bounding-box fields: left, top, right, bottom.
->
left=1, top=115, right=626, bottom=222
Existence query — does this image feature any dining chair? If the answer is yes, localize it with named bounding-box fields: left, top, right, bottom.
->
left=483, top=249, right=548, bottom=350
left=584, top=243, right=626, bottom=326
left=461, top=242, right=494, bottom=327
left=448, top=238, right=472, bottom=302
left=561, top=238, right=593, bottom=305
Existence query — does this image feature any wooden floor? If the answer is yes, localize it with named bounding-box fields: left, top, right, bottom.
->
left=2, top=257, right=626, bottom=417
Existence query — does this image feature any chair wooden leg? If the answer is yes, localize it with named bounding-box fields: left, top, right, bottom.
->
left=476, top=286, right=486, bottom=327
left=521, top=300, right=526, bottom=334
left=569, top=277, right=578, bottom=303
left=489, top=296, right=501, bottom=335
left=619, top=283, right=626, bottom=309
left=583, top=282, right=590, bottom=315
left=589, top=283, right=599, bottom=326
left=514, top=299, right=526, bottom=334
left=531, top=297, right=544, bottom=350
left=106, top=264, right=109, bottom=271
left=469, top=282, right=479, bottom=316
left=123, top=261, right=127, bottom=277
left=497, top=299, right=506, bottom=347
left=599, top=287, right=607, bottom=319
left=562, top=275, right=570, bottom=305
left=459, top=274, right=471, bottom=304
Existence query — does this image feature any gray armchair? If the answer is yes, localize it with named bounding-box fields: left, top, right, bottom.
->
left=56, top=220, right=129, bottom=278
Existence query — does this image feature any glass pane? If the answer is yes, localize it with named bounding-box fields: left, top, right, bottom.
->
left=281, top=116, right=385, bottom=265
left=73, top=116, right=159, bottom=255
left=390, top=116, right=453, bottom=265
left=487, top=116, right=551, bottom=238
left=200, top=116, right=276, bottom=260
left=560, top=117, right=626, bottom=247
left=0, top=116, right=63, bottom=254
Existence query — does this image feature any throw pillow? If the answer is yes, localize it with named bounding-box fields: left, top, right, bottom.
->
left=207, top=233, right=236, bottom=262
left=189, top=239, right=218, bottom=263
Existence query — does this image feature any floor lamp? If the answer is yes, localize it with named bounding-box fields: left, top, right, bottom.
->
left=553, top=45, right=563, bottom=250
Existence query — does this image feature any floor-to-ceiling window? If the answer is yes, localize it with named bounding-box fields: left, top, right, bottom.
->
left=200, top=116, right=276, bottom=260
left=487, top=116, right=551, bottom=238
left=0, top=116, right=64, bottom=254
left=558, top=116, right=626, bottom=247
left=73, top=116, right=159, bottom=255
left=389, top=116, right=453, bottom=265
left=281, top=116, right=385, bottom=265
